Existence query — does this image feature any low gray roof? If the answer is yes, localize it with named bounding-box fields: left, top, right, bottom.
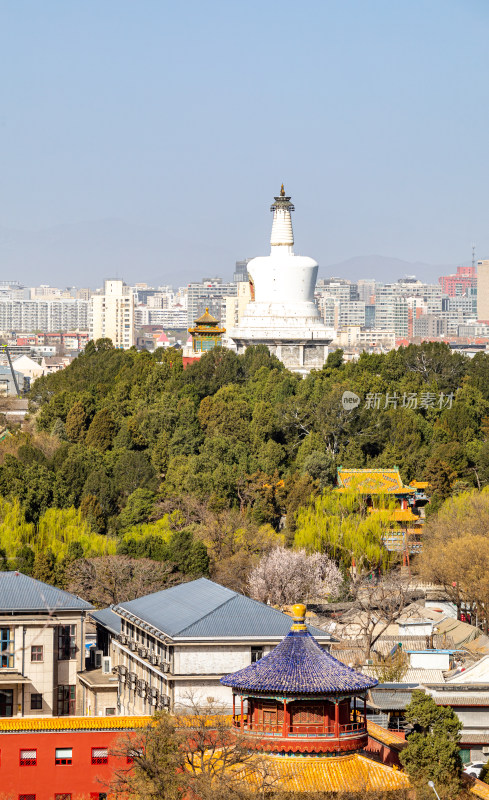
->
left=113, top=578, right=332, bottom=640
left=90, top=607, right=121, bottom=635
left=369, top=689, right=413, bottom=710
left=0, top=572, right=92, bottom=612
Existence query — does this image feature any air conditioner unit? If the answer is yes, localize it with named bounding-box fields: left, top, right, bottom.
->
left=162, top=663, right=170, bottom=673
left=129, top=641, right=137, bottom=652
left=483, top=747, right=489, bottom=754
left=138, top=647, right=148, bottom=658
left=150, top=693, right=159, bottom=706
left=119, top=664, right=128, bottom=675
left=119, top=634, right=127, bottom=645
left=128, top=672, right=137, bottom=684
left=102, top=656, right=111, bottom=674
left=150, top=654, right=158, bottom=665
left=150, top=686, right=158, bottom=696
left=95, top=650, right=103, bottom=669
left=162, top=696, right=170, bottom=708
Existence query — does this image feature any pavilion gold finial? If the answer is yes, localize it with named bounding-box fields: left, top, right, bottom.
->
left=280, top=183, right=285, bottom=197
left=290, top=603, right=307, bottom=631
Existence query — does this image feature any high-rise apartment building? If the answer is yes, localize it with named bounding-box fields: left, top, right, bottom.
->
left=187, top=278, right=237, bottom=326
left=0, top=299, right=89, bottom=334
left=477, top=261, right=489, bottom=322
left=439, top=266, right=477, bottom=297
left=90, top=280, right=135, bottom=349
left=375, top=286, right=408, bottom=338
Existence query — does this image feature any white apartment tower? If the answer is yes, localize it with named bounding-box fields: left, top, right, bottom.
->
left=90, top=280, right=135, bottom=349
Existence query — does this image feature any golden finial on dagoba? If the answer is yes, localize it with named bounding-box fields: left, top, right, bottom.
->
left=280, top=183, right=285, bottom=197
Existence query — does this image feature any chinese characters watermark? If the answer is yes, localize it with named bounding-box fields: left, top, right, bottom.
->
left=364, top=391, right=454, bottom=410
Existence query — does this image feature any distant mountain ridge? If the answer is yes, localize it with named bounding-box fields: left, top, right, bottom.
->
left=322, top=255, right=457, bottom=285
left=0, top=219, right=458, bottom=289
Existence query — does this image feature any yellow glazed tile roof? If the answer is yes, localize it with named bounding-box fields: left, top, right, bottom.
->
left=471, top=778, right=489, bottom=800
left=336, top=468, right=415, bottom=495
left=367, top=720, right=406, bottom=749
left=0, top=715, right=152, bottom=732
left=240, top=753, right=410, bottom=793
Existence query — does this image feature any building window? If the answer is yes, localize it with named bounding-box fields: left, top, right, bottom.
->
left=91, top=747, right=108, bottom=765
left=30, top=693, right=42, bottom=710
left=31, top=645, right=43, bottom=662
left=55, top=748, right=73, bottom=765
left=19, top=795, right=36, bottom=800
left=0, top=689, right=13, bottom=717
left=251, top=647, right=263, bottom=663
left=57, top=625, right=76, bottom=660
left=105, top=707, right=116, bottom=716
left=55, top=795, right=72, bottom=800
left=90, top=794, right=107, bottom=800
left=20, top=749, right=37, bottom=766
left=57, top=685, right=76, bottom=716
left=0, top=627, right=13, bottom=668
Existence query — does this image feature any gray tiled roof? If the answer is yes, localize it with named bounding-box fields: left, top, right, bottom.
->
left=114, top=578, right=331, bottom=640
left=369, top=690, right=414, bottom=710
left=0, top=572, right=93, bottom=612
left=90, top=607, right=121, bottom=635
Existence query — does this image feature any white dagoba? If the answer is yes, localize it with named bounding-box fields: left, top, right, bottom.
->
left=230, top=186, right=335, bottom=374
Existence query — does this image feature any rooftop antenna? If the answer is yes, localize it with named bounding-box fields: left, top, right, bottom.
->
left=472, top=244, right=476, bottom=269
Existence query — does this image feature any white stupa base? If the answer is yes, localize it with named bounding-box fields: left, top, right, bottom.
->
left=230, top=325, right=335, bottom=375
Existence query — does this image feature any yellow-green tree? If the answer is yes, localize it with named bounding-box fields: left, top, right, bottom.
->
left=294, top=486, right=395, bottom=575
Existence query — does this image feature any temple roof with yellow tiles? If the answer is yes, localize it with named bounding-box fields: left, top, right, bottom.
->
left=239, top=752, right=410, bottom=793
left=336, top=467, right=416, bottom=495
left=0, top=715, right=152, bottom=732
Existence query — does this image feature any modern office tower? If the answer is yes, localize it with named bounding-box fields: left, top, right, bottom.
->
left=90, top=279, right=135, bottom=349
left=439, top=265, right=477, bottom=297
left=233, top=259, right=252, bottom=283
left=187, top=278, right=237, bottom=326
left=477, top=260, right=489, bottom=322
left=375, top=285, right=409, bottom=338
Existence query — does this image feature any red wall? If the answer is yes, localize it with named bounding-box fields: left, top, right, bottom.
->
left=0, top=729, right=130, bottom=800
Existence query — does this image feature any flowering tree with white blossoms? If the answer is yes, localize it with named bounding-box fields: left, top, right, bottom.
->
left=248, top=546, right=343, bottom=606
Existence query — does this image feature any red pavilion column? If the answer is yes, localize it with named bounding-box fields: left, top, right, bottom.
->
left=282, top=698, right=289, bottom=738
left=241, top=695, right=244, bottom=729
left=233, top=693, right=236, bottom=725
left=363, top=696, right=367, bottom=729
left=334, top=699, right=340, bottom=739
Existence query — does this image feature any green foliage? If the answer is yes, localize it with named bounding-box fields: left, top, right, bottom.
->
left=400, top=690, right=463, bottom=800
left=4, top=340, right=486, bottom=588
left=294, top=487, right=394, bottom=574
left=85, top=408, right=117, bottom=451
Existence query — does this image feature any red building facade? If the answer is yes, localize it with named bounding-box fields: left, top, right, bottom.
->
left=0, top=716, right=150, bottom=800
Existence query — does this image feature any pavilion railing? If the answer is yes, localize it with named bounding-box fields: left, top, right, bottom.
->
left=232, top=717, right=366, bottom=738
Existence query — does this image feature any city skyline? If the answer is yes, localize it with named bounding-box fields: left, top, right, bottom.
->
left=1, top=1, right=488, bottom=285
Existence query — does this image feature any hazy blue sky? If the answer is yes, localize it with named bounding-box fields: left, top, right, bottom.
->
left=1, top=0, right=488, bottom=286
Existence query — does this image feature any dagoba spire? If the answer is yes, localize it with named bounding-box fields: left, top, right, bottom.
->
left=270, top=184, right=295, bottom=251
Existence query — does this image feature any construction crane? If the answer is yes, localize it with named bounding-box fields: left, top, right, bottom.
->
left=0, top=345, right=20, bottom=397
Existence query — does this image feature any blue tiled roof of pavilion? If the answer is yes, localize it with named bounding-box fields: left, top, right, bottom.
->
left=221, top=624, right=378, bottom=695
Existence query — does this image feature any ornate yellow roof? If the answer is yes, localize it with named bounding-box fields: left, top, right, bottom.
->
left=0, top=715, right=152, bottom=732
left=336, top=468, right=416, bottom=495
left=367, top=720, right=406, bottom=749
left=239, top=753, right=410, bottom=793
left=409, top=481, right=431, bottom=489
left=193, top=308, right=220, bottom=325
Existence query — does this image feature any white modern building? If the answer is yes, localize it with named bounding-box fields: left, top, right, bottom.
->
left=0, top=572, right=93, bottom=718
left=94, top=578, right=333, bottom=715
left=90, top=280, right=135, bottom=349
left=230, top=187, right=335, bottom=374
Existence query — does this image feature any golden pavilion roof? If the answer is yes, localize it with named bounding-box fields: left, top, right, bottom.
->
left=336, top=468, right=416, bottom=495
left=239, top=752, right=410, bottom=793
left=194, top=308, right=220, bottom=325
